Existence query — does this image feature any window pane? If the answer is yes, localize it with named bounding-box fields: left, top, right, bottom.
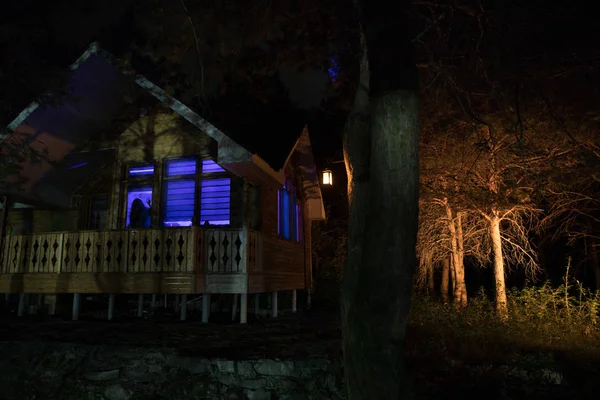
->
left=164, top=179, right=195, bottom=227
left=281, top=190, right=291, bottom=239
left=200, top=178, right=231, bottom=225
left=126, top=186, right=152, bottom=228
left=166, top=159, right=197, bottom=176
left=129, top=165, right=154, bottom=177
left=202, top=159, right=225, bottom=173
left=89, top=198, right=108, bottom=230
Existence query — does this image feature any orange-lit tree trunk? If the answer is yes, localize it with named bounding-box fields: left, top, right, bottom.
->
left=489, top=213, right=508, bottom=319
left=341, top=0, right=419, bottom=397
left=445, top=203, right=468, bottom=308
left=441, top=256, right=450, bottom=303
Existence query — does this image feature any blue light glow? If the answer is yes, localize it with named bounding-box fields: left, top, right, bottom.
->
left=200, top=178, right=231, bottom=225
left=68, top=162, right=88, bottom=169
left=328, top=57, right=341, bottom=82
left=129, top=165, right=155, bottom=177
left=202, top=159, right=225, bottom=173
left=126, top=186, right=152, bottom=228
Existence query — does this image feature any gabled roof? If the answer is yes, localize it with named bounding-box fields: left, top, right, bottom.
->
left=283, top=126, right=326, bottom=221
left=1, top=42, right=325, bottom=218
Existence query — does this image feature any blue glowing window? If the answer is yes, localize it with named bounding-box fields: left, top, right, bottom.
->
left=200, top=178, right=231, bottom=225
left=126, top=186, right=152, bottom=228
left=202, top=159, right=225, bottom=173
left=166, top=159, right=197, bottom=176
left=129, top=165, right=155, bottom=177
left=163, top=179, right=195, bottom=227
left=279, top=189, right=291, bottom=240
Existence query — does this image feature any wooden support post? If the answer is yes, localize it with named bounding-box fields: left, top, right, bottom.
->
left=201, top=293, right=210, bottom=323
left=240, top=293, right=248, bottom=324
left=151, top=293, right=157, bottom=311
left=271, top=291, right=278, bottom=318
left=180, top=294, right=187, bottom=321
left=292, top=289, right=297, bottom=313
left=72, top=293, right=80, bottom=321
left=137, top=294, right=144, bottom=317
left=17, top=293, right=26, bottom=317
left=108, top=294, right=115, bottom=321
left=254, top=293, right=260, bottom=316
left=174, top=294, right=180, bottom=313
left=232, top=294, right=239, bottom=321
left=46, top=295, right=57, bottom=316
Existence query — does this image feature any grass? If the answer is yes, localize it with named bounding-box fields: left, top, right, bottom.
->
left=405, top=282, right=600, bottom=398
left=312, top=267, right=600, bottom=398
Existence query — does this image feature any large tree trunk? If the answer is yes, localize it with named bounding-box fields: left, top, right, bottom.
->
left=426, top=254, right=435, bottom=297
left=445, top=204, right=468, bottom=308
left=490, top=214, right=508, bottom=319
left=341, top=0, right=419, bottom=397
left=455, top=212, right=467, bottom=305
left=441, top=256, right=450, bottom=303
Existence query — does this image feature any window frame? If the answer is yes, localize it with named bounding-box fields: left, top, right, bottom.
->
left=122, top=158, right=233, bottom=229
left=162, top=157, right=199, bottom=228
left=198, top=159, right=231, bottom=226
left=278, top=180, right=301, bottom=242
left=123, top=162, right=157, bottom=229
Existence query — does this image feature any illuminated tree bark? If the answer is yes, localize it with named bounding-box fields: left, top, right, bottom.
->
left=441, top=256, right=450, bottom=303
left=490, top=214, right=508, bottom=319
left=342, top=0, right=419, bottom=398
left=445, top=203, right=468, bottom=308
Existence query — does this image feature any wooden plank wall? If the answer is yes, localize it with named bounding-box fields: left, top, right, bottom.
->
left=251, top=180, right=305, bottom=293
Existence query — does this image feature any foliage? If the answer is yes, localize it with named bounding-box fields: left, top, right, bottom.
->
left=133, top=0, right=359, bottom=110
left=410, top=268, right=600, bottom=357
left=311, top=219, right=346, bottom=311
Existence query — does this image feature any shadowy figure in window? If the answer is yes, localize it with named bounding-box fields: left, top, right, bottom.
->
left=128, top=198, right=151, bottom=229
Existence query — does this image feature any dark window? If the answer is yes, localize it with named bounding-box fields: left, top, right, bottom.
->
left=89, top=198, right=108, bottom=230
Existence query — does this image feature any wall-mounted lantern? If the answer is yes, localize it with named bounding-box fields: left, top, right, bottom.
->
left=322, top=169, right=333, bottom=185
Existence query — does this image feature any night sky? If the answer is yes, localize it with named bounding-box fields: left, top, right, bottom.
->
left=0, top=0, right=597, bottom=192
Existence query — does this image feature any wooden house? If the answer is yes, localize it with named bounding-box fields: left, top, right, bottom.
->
left=0, top=42, right=326, bottom=323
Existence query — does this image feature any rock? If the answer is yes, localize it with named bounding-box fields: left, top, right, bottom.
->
left=104, top=383, right=131, bottom=400
left=239, top=378, right=268, bottom=390
left=279, top=392, right=308, bottom=400
left=214, top=359, right=235, bottom=374
left=84, top=369, right=120, bottom=381
left=254, top=359, right=296, bottom=377
left=246, top=388, right=273, bottom=400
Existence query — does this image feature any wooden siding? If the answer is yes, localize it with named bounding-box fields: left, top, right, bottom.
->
left=253, top=180, right=306, bottom=293
left=0, top=273, right=197, bottom=294
left=6, top=209, right=78, bottom=235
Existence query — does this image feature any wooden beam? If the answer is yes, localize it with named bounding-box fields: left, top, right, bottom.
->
left=240, top=293, right=248, bottom=324
left=72, top=293, right=80, bottom=321
left=137, top=294, right=144, bottom=317
left=108, top=294, right=115, bottom=320
left=271, top=291, right=278, bottom=318
left=201, top=293, right=210, bottom=323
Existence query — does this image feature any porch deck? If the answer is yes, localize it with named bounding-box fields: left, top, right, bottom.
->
left=0, top=227, right=262, bottom=294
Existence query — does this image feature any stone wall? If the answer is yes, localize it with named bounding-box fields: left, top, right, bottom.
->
left=0, top=342, right=344, bottom=400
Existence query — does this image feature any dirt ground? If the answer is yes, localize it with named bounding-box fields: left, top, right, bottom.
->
left=0, top=308, right=341, bottom=360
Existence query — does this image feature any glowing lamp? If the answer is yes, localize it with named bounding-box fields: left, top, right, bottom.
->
left=322, top=169, right=333, bottom=185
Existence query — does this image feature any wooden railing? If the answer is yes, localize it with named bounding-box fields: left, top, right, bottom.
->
left=1, top=228, right=262, bottom=274
left=204, top=229, right=262, bottom=273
